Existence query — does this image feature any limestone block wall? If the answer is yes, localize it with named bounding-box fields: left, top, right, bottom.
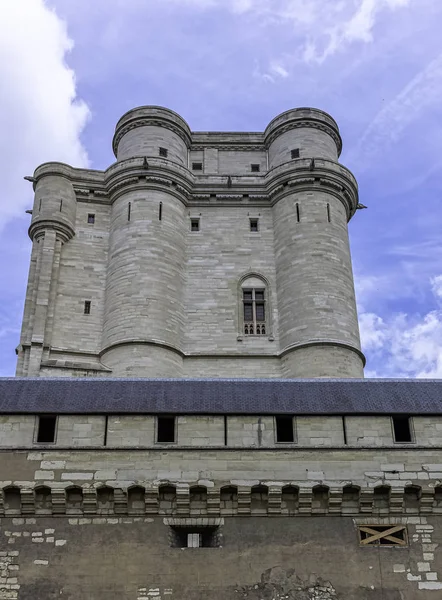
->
left=0, top=415, right=440, bottom=449
left=183, top=205, right=279, bottom=354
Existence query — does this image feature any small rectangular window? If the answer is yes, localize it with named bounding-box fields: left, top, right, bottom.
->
left=359, top=525, right=407, bottom=546
left=192, top=162, right=203, bottom=171
left=87, top=214, right=95, bottom=224
left=291, top=149, right=300, bottom=159
left=296, top=203, right=300, bottom=222
left=127, top=202, right=131, bottom=221
left=159, top=147, right=168, bottom=158
left=326, top=204, right=331, bottom=223
left=392, top=416, right=413, bottom=443
left=249, top=218, right=259, bottom=232
left=191, top=218, right=200, bottom=232
left=159, top=202, right=163, bottom=221
left=157, top=416, right=175, bottom=443
left=171, top=527, right=219, bottom=548
left=84, top=301, right=91, bottom=315
left=275, top=416, right=294, bottom=443
left=251, top=164, right=260, bottom=172
left=36, top=416, right=57, bottom=443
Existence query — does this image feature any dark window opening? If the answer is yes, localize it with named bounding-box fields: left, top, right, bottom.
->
left=250, top=218, right=259, bottom=232
left=275, top=416, right=294, bottom=443
left=359, top=525, right=407, bottom=546
left=157, top=416, right=176, bottom=443
left=37, top=416, right=57, bottom=443
left=87, top=214, right=95, bottom=224
left=127, top=202, right=131, bottom=221
left=192, top=162, right=203, bottom=171
left=84, top=301, right=91, bottom=315
left=291, top=149, right=300, bottom=159
left=296, top=203, right=300, bottom=222
left=251, top=164, right=260, bottom=172
left=39, top=199, right=42, bottom=212
left=191, top=218, right=200, bottom=232
left=159, top=147, right=168, bottom=158
left=159, top=202, right=163, bottom=221
left=392, top=416, right=413, bottom=443
left=327, top=203, right=331, bottom=223
left=59, top=200, right=63, bottom=212
left=170, top=526, right=219, bottom=548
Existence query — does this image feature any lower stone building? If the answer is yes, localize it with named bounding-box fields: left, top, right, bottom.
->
left=0, top=377, right=442, bottom=599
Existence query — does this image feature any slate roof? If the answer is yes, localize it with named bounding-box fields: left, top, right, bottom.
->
left=0, top=377, right=441, bottom=415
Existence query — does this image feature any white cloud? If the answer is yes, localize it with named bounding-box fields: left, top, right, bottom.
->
left=0, top=0, right=90, bottom=226
left=360, top=276, right=442, bottom=378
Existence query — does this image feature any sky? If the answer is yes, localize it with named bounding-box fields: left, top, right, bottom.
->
left=1, top=0, right=442, bottom=378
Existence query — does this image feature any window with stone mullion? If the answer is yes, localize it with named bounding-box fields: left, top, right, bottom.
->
left=243, top=288, right=266, bottom=335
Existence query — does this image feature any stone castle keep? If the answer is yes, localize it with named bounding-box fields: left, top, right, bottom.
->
left=1, top=106, right=442, bottom=599
left=16, top=106, right=364, bottom=379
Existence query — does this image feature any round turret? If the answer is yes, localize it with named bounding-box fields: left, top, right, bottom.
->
left=264, top=108, right=341, bottom=169
left=29, top=163, right=77, bottom=242
left=112, top=106, right=192, bottom=165
left=266, top=109, right=364, bottom=378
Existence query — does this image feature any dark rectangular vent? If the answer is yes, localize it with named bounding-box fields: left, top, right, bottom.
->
left=36, top=416, right=57, bottom=443
left=157, top=416, right=176, bottom=443
left=275, top=416, right=294, bottom=442
left=392, top=416, right=413, bottom=442
left=192, top=162, right=203, bottom=171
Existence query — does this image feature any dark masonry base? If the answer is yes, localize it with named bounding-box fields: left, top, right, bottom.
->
left=1, top=516, right=441, bottom=599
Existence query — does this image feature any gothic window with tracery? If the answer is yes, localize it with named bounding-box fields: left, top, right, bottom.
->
left=243, top=288, right=266, bottom=335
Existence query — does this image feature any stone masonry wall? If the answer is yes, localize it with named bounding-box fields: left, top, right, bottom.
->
left=0, top=515, right=441, bottom=599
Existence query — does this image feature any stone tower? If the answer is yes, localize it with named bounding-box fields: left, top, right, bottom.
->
left=17, top=106, right=365, bottom=378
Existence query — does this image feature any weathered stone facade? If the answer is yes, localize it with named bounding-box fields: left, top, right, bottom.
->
left=16, top=106, right=364, bottom=379
left=7, top=106, right=442, bottom=598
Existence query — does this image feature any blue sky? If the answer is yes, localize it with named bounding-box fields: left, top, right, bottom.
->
left=1, top=0, right=442, bottom=377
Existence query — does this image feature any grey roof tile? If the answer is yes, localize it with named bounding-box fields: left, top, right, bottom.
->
left=0, top=378, right=441, bottom=414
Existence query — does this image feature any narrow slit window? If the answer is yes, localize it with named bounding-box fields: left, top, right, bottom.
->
left=291, top=149, right=300, bottom=159
left=275, top=416, right=294, bottom=443
left=127, top=202, right=131, bottom=221
left=36, top=416, right=57, bottom=443
left=39, top=199, right=42, bottom=212
left=327, top=203, right=331, bottom=223
left=59, top=200, right=63, bottom=212
left=84, top=301, right=91, bottom=315
left=192, top=162, right=203, bottom=171
left=159, top=147, right=168, bottom=158
left=159, top=202, right=163, bottom=221
left=87, top=213, right=95, bottom=224
left=191, top=218, right=200, bottom=232
left=296, top=203, right=300, bottom=222
left=251, top=164, right=260, bottom=172
left=157, top=416, right=176, bottom=443
left=249, top=218, right=259, bottom=232
left=392, top=416, right=413, bottom=443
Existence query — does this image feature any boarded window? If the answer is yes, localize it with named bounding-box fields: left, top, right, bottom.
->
left=359, top=525, right=407, bottom=546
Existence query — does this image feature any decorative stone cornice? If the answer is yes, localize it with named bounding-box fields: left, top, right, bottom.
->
left=264, top=119, right=342, bottom=154
left=191, top=145, right=264, bottom=152
left=280, top=339, right=366, bottom=367
left=113, top=117, right=192, bottom=156
left=28, top=219, right=75, bottom=243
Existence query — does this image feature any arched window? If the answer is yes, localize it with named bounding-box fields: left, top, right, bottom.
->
left=239, top=274, right=270, bottom=337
